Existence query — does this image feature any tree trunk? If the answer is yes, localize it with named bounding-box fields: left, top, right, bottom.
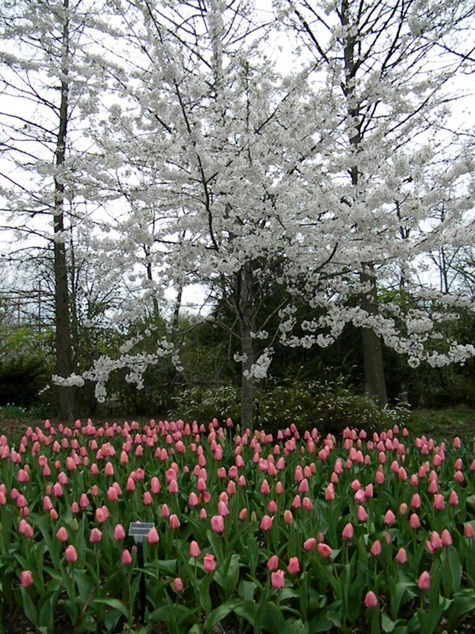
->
left=340, top=0, right=387, bottom=405
left=54, top=0, right=75, bottom=421
left=238, top=263, right=255, bottom=431
left=360, top=270, right=387, bottom=405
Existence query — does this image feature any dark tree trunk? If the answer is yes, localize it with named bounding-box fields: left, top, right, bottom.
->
left=54, top=0, right=75, bottom=420
left=360, top=270, right=388, bottom=405
left=237, top=263, right=255, bottom=431
left=341, top=0, right=387, bottom=405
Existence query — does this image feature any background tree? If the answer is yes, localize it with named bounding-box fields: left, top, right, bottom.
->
left=275, top=0, right=475, bottom=403
left=0, top=0, right=113, bottom=419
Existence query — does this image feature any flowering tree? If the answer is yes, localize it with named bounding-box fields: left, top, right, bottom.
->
left=274, top=0, right=475, bottom=402
left=81, top=0, right=344, bottom=428
left=0, top=0, right=114, bottom=418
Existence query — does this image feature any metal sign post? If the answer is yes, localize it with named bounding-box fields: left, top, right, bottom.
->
left=129, top=522, right=155, bottom=623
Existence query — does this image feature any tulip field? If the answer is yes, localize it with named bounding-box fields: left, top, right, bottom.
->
left=2, top=418, right=475, bottom=633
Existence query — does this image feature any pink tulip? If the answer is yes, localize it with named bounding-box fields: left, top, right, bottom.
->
left=126, top=477, right=135, bottom=492
left=90, top=528, right=102, bottom=544
left=370, top=540, right=382, bottom=557
left=357, top=505, right=368, bottom=522
left=114, top=524, right=126, bottom=541
left=211, top=515, right=225, bottom=534
left=107, top=487, right=118, bottom=503
left=396, top=547, right=408, bottom=564
left=261, top=479, right=271, bottom=495
left=449, top=491, right=459, bottom=506
left=418, top=571, right=431, bottom=591
left=122, top=549, right=133, bottom=566
left=203, top=553, right=216, bottom=573
left=267, top=555, right=279, bottom=571
left=161, top=504, right=170, bottom=518
left=260, top=515, right=274, bottom=531
left=271, top=570, right=285, bottom=589
left=342, top=523, right=354, bottom=541
left=302, top=497, right=313, bottom=511
left=170, top=514, right=181, bottom=529
left=409, top=513, right=421, bottom=529
left=56, top=527, right=68, bottom=542
left=354, top=489, right=366, bottom=504
left=190, top=541, right=201, bottom=558
left=189, top=492, right=200, bottom=507
left=21, top=570, right=34, bottom=588
left=318, top=543, right=332, bottom=559
left=428, top=480, right=439, bottom=494
left=172, top=577, right=184, bottom=593
left=433, top=494, right=445, bottom=511
left=80, top=493, right=90, bottom=509
left=303, top=538, right=317, bottom=552
left=218, top=501, right=230, bottom=517
left=384, top=510, right=396, bottom=526
left=441, top=529, right=453, bottom=547
left=19, top=519, right=34, bottom=539
left=325, top=484, right=335, bottom=502
left=239, top=508, right=248, bottom=521
left=95, top=508, right=106, bottom=524
left=65, top=545, right=78, bottom=563
left=287, top=557, right=300, bottom=575
left=283, top=509, right=294, bottom=525
left=464, top=523, right=475, bottom=539
left=364, top=591, right=378, bottom=608
left=147, top=527, right=160, bottom=544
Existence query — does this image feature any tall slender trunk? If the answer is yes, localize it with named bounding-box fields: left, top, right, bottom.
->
left=54, top=0, right=75, bottom=420
left=360, top=269, right=387, bottom=405
left=238, top=263, right=255, bottom=431
left=342, top=0, right=387, bottom=404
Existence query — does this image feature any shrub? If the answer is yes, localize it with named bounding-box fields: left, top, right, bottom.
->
left=171, top=379, right=409, bottom=434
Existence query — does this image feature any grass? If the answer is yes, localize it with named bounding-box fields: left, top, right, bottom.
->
left=406, top=407, right=475, bottom=440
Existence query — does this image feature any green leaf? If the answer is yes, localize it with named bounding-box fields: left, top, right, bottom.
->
left=206, top=530, right=224, bottom=562
left=446, top=589, right=475, bottom=625
left=416, top=598, right=451, bottom=634
left=74, top=569, right=97, bottom=604
left=20, top=587, right=38, bottom=628
left=104, top=608, right=125, bottom=633
left=234, top=600, right=257, bottom=627
left=260, top=601, right=287, bottom=632
left=381, top=613, right=409, bottom=633
left=204, top=601, right=237, bottom=631
left=60, top=598, right=79, bottom=625
left=148, top=605, right=171, bottom=623
left=238, top=580, right=257, bottom=601
left=286, top=618, right=309, bottom=634
left=447, top=547, right=462, bottom=594
left=92, top=598, right=130, bottom=620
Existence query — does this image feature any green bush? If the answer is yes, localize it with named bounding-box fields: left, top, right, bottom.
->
left=258, top=379, right=409, bottom=436
left=171, top=379, right=409, bottom=435
left=170, top=384, right=242, bottom=425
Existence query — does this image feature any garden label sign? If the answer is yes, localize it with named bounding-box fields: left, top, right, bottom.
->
left=129, top=522, right=155, bottom=621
